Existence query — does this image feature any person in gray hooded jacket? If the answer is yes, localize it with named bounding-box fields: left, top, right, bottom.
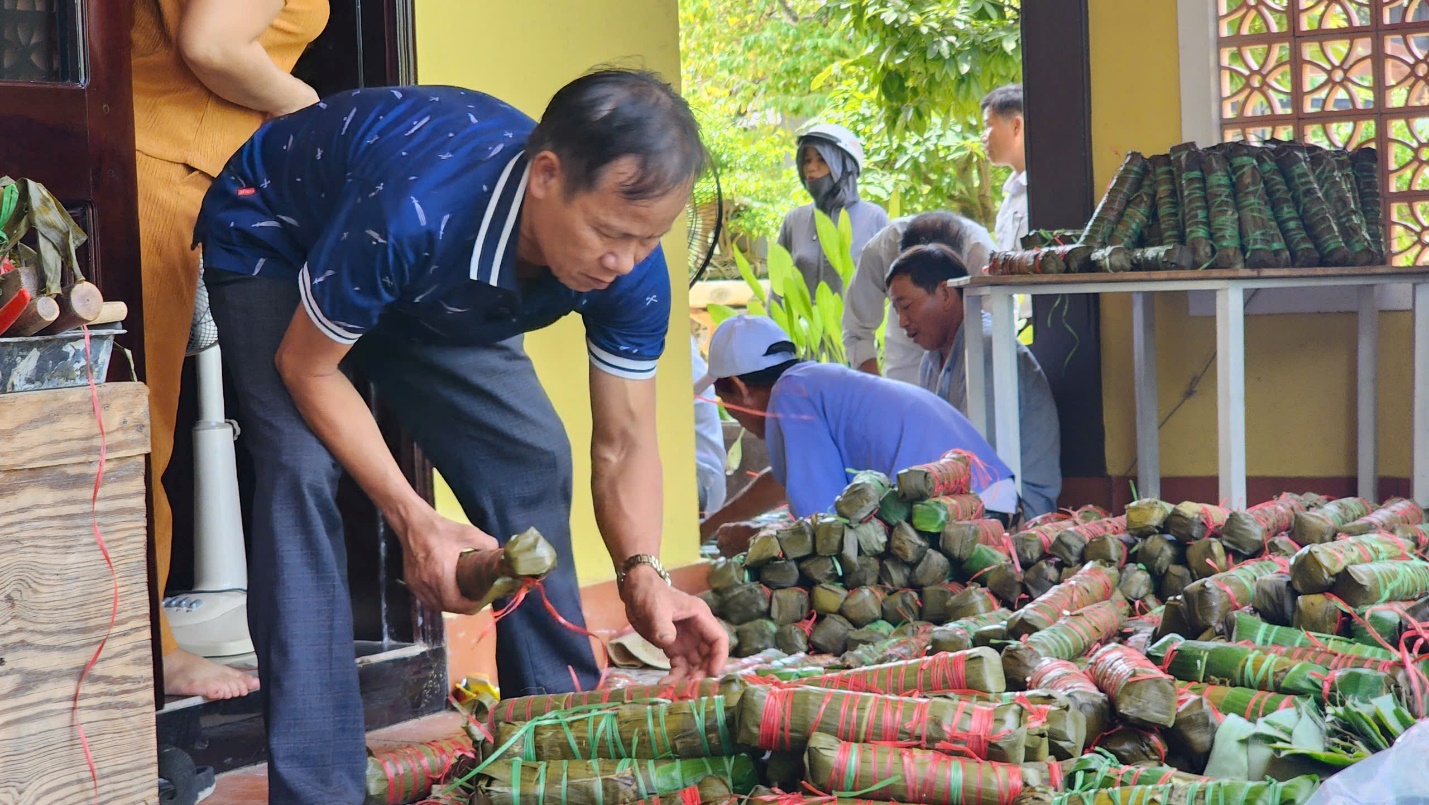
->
left=776, top=124, right=889, bottom=296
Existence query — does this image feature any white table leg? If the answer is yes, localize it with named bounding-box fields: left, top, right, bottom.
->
left=989, top=291, right=1022, bottom=495
left=1415, top=283, right=1429, bottom=507
left=1216, top=285, right=1248, bottom=510
left=1357, top=285, right=1379, bottom=501
left=963, top=291, right=988, bottom=437
left=1132, top=292, right=1160, bottom=501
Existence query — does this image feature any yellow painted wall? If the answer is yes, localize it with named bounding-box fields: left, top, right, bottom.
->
left=1088, top=0, right=1413, bottom=484
left=414, top=0, right=700, bottom=584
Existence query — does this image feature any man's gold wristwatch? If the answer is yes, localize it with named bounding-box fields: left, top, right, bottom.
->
left=617, top=554, right=672, bottom=587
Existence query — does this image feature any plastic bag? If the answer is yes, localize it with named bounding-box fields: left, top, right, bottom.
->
left=1305, top=720, right=1429, bottom=804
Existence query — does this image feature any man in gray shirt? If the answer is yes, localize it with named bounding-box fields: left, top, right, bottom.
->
left=843, top=212, right=995, bottom=383
left=886, top=243, right=1062, bottom=518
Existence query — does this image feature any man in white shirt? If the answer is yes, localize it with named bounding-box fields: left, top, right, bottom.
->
left=690, top=335, right=728, bottom=514
left=982, top=84, right=1027, bottom=251
left=842, top=212, right=995, bottom=384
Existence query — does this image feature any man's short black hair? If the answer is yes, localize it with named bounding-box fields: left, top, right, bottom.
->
left=900, top=211, right=969, bottom=254
left=980, top=84, right=1024, bottom=120
left=528, top=68, right=707, bottom=201
left=887, top=243, right=969, bottom=295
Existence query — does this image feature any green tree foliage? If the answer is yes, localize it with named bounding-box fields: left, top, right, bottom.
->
left=680, top=0, right=1021, bottom=271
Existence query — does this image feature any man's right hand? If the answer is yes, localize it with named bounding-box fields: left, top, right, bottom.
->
left=395, top=510, right=500, bottom=614
left=713, top=521, right=760, bottom=557
left=857, top=358, right=880, bottom=376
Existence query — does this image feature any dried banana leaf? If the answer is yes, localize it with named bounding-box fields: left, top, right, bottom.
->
left=456, top=528, right=560, bottom=611
left=1253, top=573, right=1298, bottom=626
left=1084, top=534, right=1130, bottom=568
left=849, top=518, right=889, bottom=556
left=745, top=532, right=783, bottom=569
left=847, top=621, right=896, bottom=651
left=882, top=590, right=923, bottom=626
left=813, top=515, right=846, bottom=557
left=760, top=560, right=801, bottom=590
left=1028, top=657, right=1113, bottom=738
left=1185, top=539, right=1229, bottom=581
left=1342, top=498, right=1424, bottom=535
left=1009, top=563, right=1120, bottom=638
left=1091, top=245, right=1134, bottom=274
left=888, top=521, right=931, bottom=564
left=1227, top=142, right=1290, bottom=268
left=840, top=631, right=932, bottom=669
left=365, top=736, right=475, bottom=805
left=1290, top=533, right=1417, bottom=594
left=1127, top=499, right=1174, bottom=537
left=1025, top=559, right=1064, bottom=600
left=1350, top=146, right=1385, bottom=262
left=735, top=619, right=779, bottom=657
left=1118, top=567, right=1154, bottom=602
left=1160, top=566, right=1195, bottom=600
left=777, top=521, right=816, bottom=560
left=1109, top=187, right=1155, bottom=249
left=1274, top=144, right=1351, bottom=265
left=931, top=609, right=1015, bottom=654
left=471, top=756, right=757, bottom=805
left=1016, top=520, right=1073, bottom=568
left=708, top=556, right=749, bottom=593
left=1294, top=497, right=1374, bottom=545
left=810, top=614, right=855, bottom=655
left=988, top=249, right=1067, bottom=277
left=843, top=556, right=881, bottom=589
left=1181, top=559, right=1285, bottom=632
left=1255, top=148, right=1320, bottom=268
left=1174, top=149, right=1217, bottom=267
left=835, top=471, right=890, bottom=523
left=800, top=647, right=1007, bottom=695
left=898, top=452, right=973, bottom=500
left=1052, top=517, right=1129, bottom=567
left=1267, top=536, right=1302, bottom=558
left=1083, top=151, right=1150, bottom=248
left=777, top=623, right=811, bottom=655
left=879, top=557, right=912, bottom=589
left=840, top=587, right=885, bottom=629
left=1088, top=643, right=1179, bottom=727
left=1137, top=534, right=1186, bottom=578
left=1167, top=688, right=1217, bottom=772
left=942, top=519, right=1009, bottom=563
left=912, top=495, right=987, bottom=534
left=1165, top=502, right=1230, bottom=543
left=961, top=546, right=1024, bottom=605
left=919, top=582, right=970, bottom=623
left=771, top=588, right=811, bottom=626
left=1024, top=599, right=1131, bottom=663
left=1333, top=559, right=1429, bottom=607
left=493, top=697, right=736, bottom=761
left=1092, top=726, right=1167, bottom=767
left=1222, top=494, right=1306, bottom=556
left=1150, top=155, right=1183, bottom=247
left=719, top=583, right=772, bottom=625
left=1201, top=150, right=1245, bottom=268
left=911, top=548, right=953, bottom=588
left=736, top=685, right=1028, bottom=762
left=799, top=555, right=842, bottom=586
left=812, top=583, right=849, bottom=616
left=0, top=177, right=87, bottom=294
left=1152, top=598, right=1199, bottom=644
left=1310, top=149, right=1375, bottom=266
left=803, top=733, right=1059, bottom=805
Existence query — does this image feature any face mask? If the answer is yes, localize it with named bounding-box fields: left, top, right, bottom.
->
left=804, top=174, right=835, bottom=205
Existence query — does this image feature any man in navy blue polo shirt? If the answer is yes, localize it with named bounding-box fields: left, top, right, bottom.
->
left=193, top=69, right=726, bottom=803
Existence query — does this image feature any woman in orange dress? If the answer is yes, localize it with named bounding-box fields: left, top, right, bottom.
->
left=132, top=0, right=329, bottom=700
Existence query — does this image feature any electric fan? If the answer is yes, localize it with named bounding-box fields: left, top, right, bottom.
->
left=162, top=264, right=254, bottom=659
left=686, top=166, right=723, bottom=288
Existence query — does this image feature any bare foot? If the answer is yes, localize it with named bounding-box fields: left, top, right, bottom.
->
left=163, top=649, right=260, bottom=700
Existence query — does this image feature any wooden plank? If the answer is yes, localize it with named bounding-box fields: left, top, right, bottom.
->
left=968, top=264, right=1429, bottom=287
left=0, top=456, right=155, bottom=804
left=0, top=383, right=150, bottom=472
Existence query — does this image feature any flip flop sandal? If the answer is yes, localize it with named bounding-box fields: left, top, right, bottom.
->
left=157, top=745, right=199, bottom=805
left=193, top=765, right=216, bottom=803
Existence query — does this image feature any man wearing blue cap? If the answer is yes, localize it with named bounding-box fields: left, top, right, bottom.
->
left=696, top=315, right=1017, bottom=556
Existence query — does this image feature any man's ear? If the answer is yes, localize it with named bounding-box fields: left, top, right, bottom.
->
left=1011, top=114, right=1025, bottom=139
left=730, top=377, right=751, bottom=403
left=527, top=150, right=563, bottom=200
left=938, top=283, right=961, bottom=311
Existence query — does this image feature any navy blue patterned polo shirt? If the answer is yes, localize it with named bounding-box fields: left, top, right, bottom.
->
left=193, top=85, right=670, bottom=380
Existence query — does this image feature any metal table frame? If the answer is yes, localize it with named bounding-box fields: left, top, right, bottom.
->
left=956, top=266, right=1429, bottom=509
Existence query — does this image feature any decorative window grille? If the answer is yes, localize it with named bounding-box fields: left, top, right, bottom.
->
left=1218, top=0, right=1429, bottom=263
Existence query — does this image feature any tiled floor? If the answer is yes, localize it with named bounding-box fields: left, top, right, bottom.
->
left=204, top=712, right=466, bottom=804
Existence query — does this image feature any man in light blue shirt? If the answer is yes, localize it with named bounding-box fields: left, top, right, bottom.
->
left=695, top=315, right=1016, bottom=555
left=886, top=244, right=1062, bottom=517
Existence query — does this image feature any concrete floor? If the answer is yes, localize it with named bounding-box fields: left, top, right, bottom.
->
left=204, top=711, right=466, bottom=804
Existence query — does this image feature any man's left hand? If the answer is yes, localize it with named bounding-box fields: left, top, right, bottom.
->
left=621, top=566, right=728, bottom=682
